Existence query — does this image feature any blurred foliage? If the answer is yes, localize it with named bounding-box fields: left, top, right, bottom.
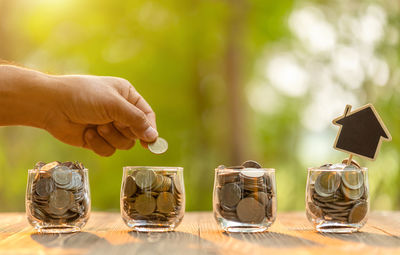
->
left=0, top=0, right=399, bottom=212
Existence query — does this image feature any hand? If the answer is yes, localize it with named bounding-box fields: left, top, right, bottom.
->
left=42, top=74, right=158, bottom=156
left=0, top=65, right=157, bottom=156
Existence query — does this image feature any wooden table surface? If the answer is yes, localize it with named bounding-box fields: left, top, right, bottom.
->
left=1, top=211, right=400, bottom=255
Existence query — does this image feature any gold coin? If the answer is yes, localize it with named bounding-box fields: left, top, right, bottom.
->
left=220, top=183, right=242, bottom=208
left=156, top=192, right=176, bottom=214
left=148, top=137, right=168, bottom=154
left=134, top=193, right=156, bottom=215
left=307, top=202, right=323, bottom=218
left=249, top=192, right=268, bottom=206
left=173, top=175, right=183, bottom=194
left=348, top=201, right=368, bottom=223
left=236, top=197, right=265, bottom=224
left=41, top=161, right=61, bottom=171
left=124, top=176, right=137, bottom=197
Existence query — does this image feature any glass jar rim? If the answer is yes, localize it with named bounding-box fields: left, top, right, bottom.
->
left=307, top=167, right=367, bottom=172
left=28, top=168, right=88, bottom=173
left=214, top=167, right=275, bottom=172
left=123, top=166, right=183, bottom=171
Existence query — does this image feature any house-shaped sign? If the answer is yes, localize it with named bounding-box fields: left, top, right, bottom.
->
left=332, top=104, right=392, bottom=160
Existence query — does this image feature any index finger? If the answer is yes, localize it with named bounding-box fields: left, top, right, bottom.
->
left=127, top=86, right=157, bottom=129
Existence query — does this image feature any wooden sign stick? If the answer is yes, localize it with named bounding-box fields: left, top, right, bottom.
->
left=347, top=154, right=353, bottom=166
left=343, top=105, right=353, bottom=166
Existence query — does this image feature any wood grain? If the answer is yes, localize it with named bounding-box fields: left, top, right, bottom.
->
left=0, top=212, right=399, bottom=254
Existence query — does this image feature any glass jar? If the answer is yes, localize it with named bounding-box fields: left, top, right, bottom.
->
left=26, top=162, right=91, bottom=233
left=121, top=166, right=185, bottom=232
left=213, top=167, right=276, bottom=233
left=306, top=165, right=369, bottom=233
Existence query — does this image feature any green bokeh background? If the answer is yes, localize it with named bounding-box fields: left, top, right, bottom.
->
left=0, top=0, right=399, bottom=212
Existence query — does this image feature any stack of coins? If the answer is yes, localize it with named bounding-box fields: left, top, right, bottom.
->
left=122, top=169, right=183, bottom=222
left=28, top=161, right=89, bottom=224
left=307, top=159, right=368, bottom=224
left=215, top=160, right=276, bottom=224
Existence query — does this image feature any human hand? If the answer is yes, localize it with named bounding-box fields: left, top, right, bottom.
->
left=0, top=65, right=156, bottom=156
left=42, top=74, right=158, bottom=156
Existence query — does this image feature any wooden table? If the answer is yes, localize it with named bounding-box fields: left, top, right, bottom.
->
left=1, top=211, right=400, bottom=254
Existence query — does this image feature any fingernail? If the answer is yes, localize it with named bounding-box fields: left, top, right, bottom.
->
left=144, top=126, right=158, bottom=141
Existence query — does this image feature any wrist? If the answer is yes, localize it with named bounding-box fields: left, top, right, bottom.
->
left=0, top=65, right=56, bottom=129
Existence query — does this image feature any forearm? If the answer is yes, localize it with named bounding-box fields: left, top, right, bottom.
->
left=0, top=65, right=55, bottom=128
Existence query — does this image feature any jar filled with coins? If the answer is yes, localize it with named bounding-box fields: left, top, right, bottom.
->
left=121, top=166, right=185, bottom=232
left=213, top=160, right=276, bottom=233
left=26, top=161, right=91, bottom=233
left=306, top=159, right=369, bottom=233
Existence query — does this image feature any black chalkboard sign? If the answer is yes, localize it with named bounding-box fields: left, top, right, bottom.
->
left=332, top=104, right=392, bottom=160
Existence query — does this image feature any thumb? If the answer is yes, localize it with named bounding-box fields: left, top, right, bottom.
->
left=109, top=98, right=158, bottom=142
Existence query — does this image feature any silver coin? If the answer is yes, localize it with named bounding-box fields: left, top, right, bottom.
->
left=341, top=165, right=363, bottom=190
left=314, top=171, right=341, bottom=197
left=35, top=178, right=54, bottom=197
left=319, top=163, right=332, bottom=169
left=49, top=189, right=73, bottom=210
left=309, top=171, right=321, bottom=185
left=242, top=160, right=262, bottom=169
left=341, top=185, right=364, bottom=200
left=74, top=190, right=85, bottom=202
left=240, top=168, right=264, bottom=178
left=70, top=203, right=82, bottom=213
left=48, top=206, right=69, bottom=216
left=70, top=172, right=83, bottom=190
left=135, top=169, right=156, bottom=189
left=33, top=206, right=47, bottom=220
left=148, top=137, right=168, bottom=154
left=52, top=166, right=72, bottom=186
left=329, top=163, right=346, bottom=170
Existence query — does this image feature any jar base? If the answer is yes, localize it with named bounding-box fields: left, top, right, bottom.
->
left=35, top=226, right=81, bottom=234
left=125, top=220, right=179, bottom=232
left=218, top=217, right=272, bottom=233
left=128, top=224, right=176, bottom=232
left=315, top=222, right=360, bottom=233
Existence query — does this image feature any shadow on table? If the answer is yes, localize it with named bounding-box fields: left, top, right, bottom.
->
left=321, top=232, right=400, bottom=247
left=31, top=232, right=110, bottom=249
left=32, top=230, right=220, bottom=254
left=86, top=231, right=221, bottom=255
left=130, top=231, right=219, bottom=255
left=224, top=231, right=319, bottom=248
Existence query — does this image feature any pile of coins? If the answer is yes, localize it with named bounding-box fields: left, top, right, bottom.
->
left=307, top=159, right=368, bottom=224
left=122, top=169, right=183, bottom=222
left=215, top=160, right=275, bottom=224
left=28, top=161, right=89, bottom=224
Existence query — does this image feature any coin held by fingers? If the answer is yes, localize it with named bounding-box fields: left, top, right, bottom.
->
left=148, top=137, right=168, bottom=154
